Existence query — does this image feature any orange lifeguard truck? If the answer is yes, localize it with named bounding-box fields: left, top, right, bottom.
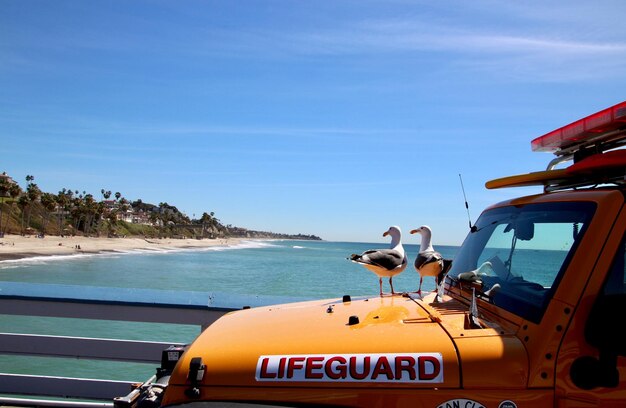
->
left=123, top=101, right=626, bottom=407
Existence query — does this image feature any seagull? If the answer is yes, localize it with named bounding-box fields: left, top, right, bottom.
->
left=458, top=261, right=500, bottom=298
left=348, top=226, right=408, bottom=296
left=410, top=225, right=450, bottom=296
left=458, top=261, right=494, bottom=282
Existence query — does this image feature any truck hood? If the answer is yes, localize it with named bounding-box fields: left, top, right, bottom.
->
left=163, top=293, right=527, bottom=406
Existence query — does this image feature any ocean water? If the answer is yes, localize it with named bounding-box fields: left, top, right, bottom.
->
left=0, top=240, right=458, bottom=386
left=0, top=240, right=457, bottom=297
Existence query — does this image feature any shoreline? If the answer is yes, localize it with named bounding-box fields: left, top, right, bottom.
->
left=0, top=234, right=247, bottom=262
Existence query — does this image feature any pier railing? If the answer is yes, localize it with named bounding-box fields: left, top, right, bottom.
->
left=0, top=282, right=302, bottom=407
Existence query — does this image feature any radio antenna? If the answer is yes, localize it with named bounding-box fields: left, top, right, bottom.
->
left=459, top=174, right=475, bottom=232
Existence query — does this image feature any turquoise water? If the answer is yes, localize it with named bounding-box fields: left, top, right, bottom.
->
left=0, top=240, right=457, bottom=297
left=0, top=240, right=458, bottom=385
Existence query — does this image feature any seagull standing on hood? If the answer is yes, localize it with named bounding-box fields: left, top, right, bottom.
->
left=349, top=226, right=408, bottom=296
left=410, top=225, right=451, bottom=296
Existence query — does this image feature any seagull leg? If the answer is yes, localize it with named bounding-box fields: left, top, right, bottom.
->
left=379, top=278, right=383, bottom=297
left=389, top=277, right=395, bottom=294
left=417, top=277, right=423, bottom=296
left=432, top=275, right=441, bottom=292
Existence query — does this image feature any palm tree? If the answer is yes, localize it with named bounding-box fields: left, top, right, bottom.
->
left=97, top=190, right=112, bottom=234
left=0, top=177, right=10, bottom=235
left=40, top=192, right=57, bottom=236
left=119, top=197, right=130, bottom=219
left=56, top=189, right=72, bottom=236
left=2, top=183, right=22, bottom=235
left=25, top=177, right=41, bottom=231
left=71, top=195, right=84, bottom=233
left=17, top=195, right=28, bottom=235
left=83, top=194, right=95, bottom=235
left=94, top=201, right=106, bottom=236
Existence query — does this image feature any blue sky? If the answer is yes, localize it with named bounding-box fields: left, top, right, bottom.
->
left=1, top=1, right=625, bottom=244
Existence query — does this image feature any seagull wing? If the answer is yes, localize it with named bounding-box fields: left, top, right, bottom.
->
left=352, top=249, right=405, bottom=271
left=414, top=251, right=443, bottom=270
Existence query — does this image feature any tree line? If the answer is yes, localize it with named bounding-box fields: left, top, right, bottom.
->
left=0, top=173, right=321, bottom=241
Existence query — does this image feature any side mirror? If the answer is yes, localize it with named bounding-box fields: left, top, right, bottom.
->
left=571, top=294, right=626, bottom=389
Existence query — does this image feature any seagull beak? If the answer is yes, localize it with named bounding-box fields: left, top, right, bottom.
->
left=410, top=229, right=419, bottom=234
left=383, top=231, right=389, bottom=237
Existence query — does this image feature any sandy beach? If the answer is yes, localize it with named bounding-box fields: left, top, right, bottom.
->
left=0, top=234, right=245, bottom=261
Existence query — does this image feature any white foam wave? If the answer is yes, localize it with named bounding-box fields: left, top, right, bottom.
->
left=0, top=252, right=120, bottom=268
left=0, top=239, right=278, bottom=268
left=235, top=240, right=280, bottom=249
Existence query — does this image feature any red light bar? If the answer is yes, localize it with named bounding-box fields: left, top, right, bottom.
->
left=531, top=101, right=626, bottom=153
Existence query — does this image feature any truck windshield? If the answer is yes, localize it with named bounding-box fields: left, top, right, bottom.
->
left=448, top=202, right=596, bottom=323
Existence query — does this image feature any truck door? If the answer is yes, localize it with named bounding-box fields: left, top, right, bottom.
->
left=556, top=207, right=626, bottom=407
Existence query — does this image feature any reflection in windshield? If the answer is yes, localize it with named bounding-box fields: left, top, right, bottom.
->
left=448, top=202, right=595, bottom=323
